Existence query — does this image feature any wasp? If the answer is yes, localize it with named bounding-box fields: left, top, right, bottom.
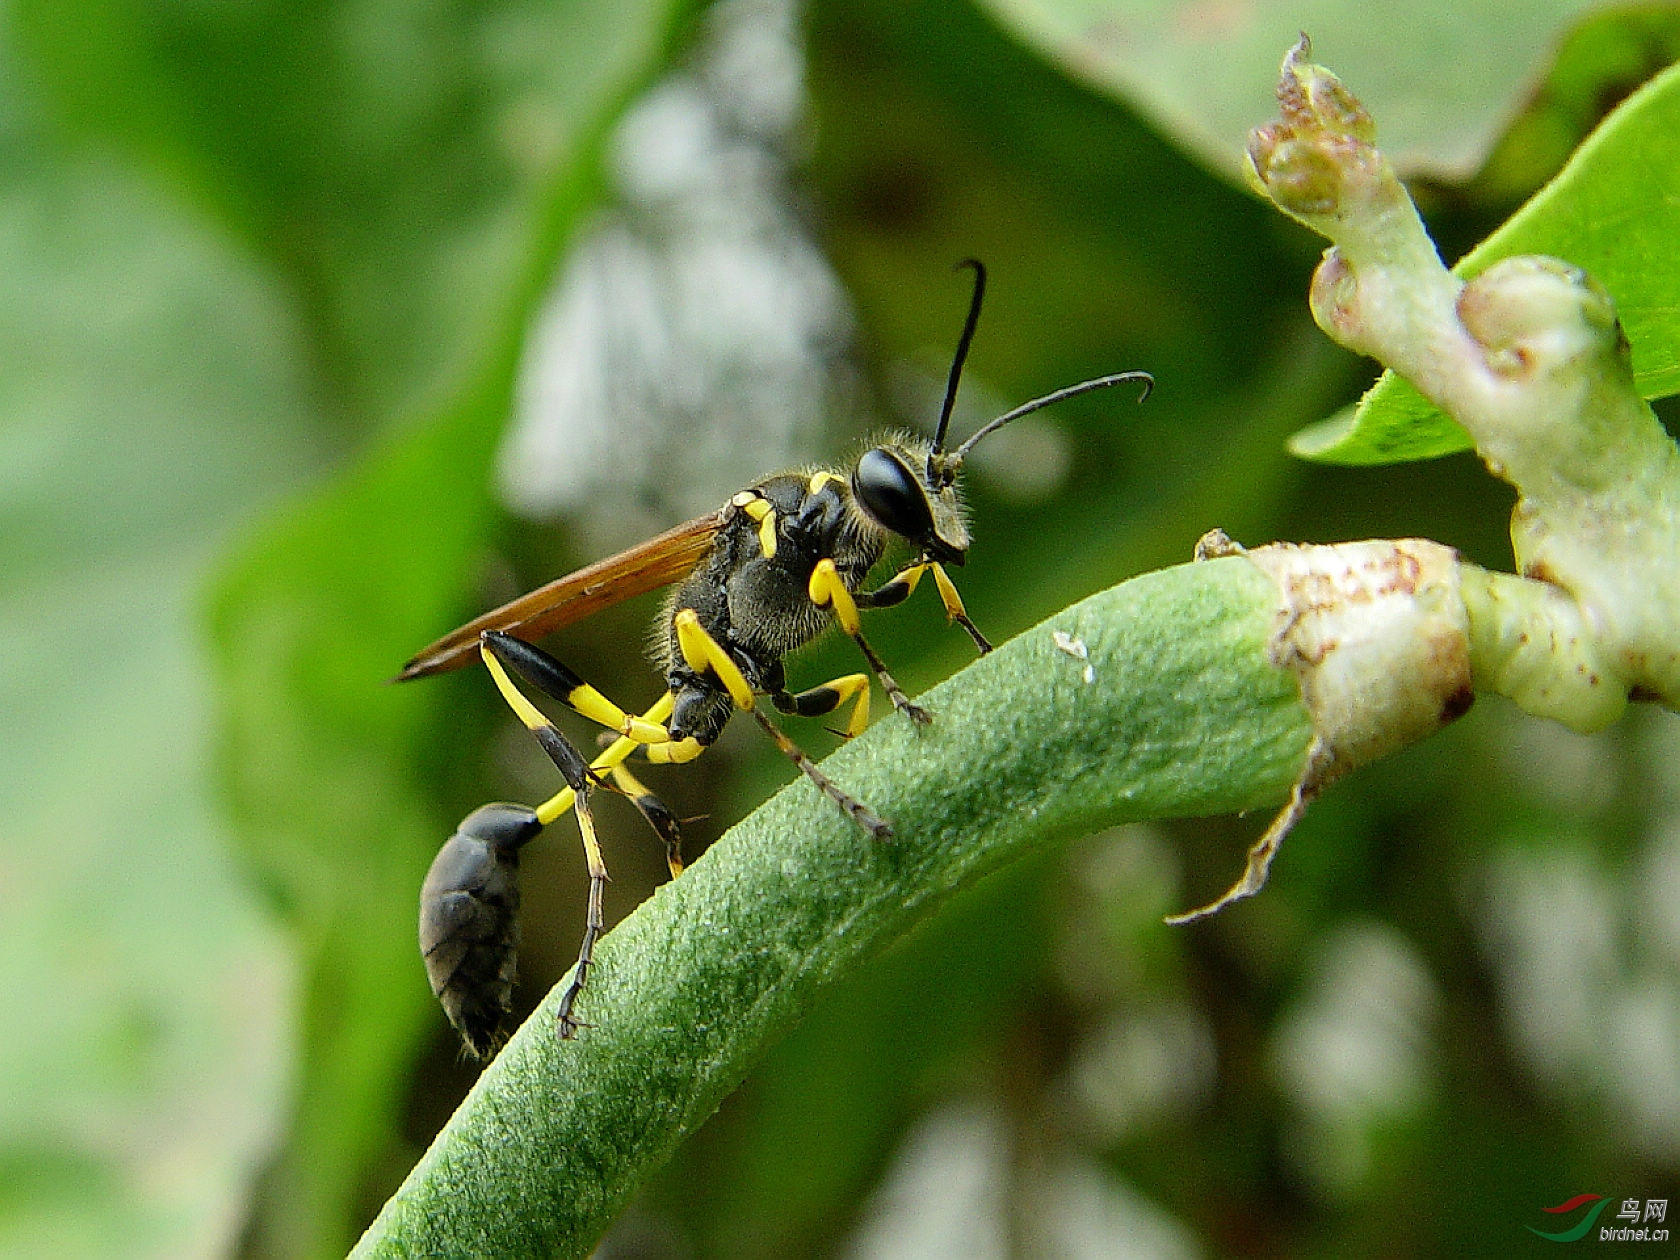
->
left=401, top=261, right=1152, bottom=1058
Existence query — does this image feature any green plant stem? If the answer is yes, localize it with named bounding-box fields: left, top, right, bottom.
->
left=1249, top=38, right=1680, bottom=719
left=354, top=556, right=1312, bottom=1258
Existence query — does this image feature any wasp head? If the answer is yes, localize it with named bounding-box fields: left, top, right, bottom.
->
left=850, top=438, right=970, bottom=566
left=849, top=257, right=1149, bottom=570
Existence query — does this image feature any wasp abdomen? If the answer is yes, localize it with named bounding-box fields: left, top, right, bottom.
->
left=419, top=802, right=542, bottom=1058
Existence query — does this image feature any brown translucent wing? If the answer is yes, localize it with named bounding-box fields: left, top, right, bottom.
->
left=396, top=508, right=727, bottom=681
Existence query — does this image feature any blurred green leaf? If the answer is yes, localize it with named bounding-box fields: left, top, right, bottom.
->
left=7, top=0, right=1664, bottom=1253
left=15, top=0, right=682, bottom=428
left=975, top=0, right=1605, bottom=182
left=1469, top=6, right=1680, bottom=206
left=209, top=385, right=507, bottom=1256
left=197, top=0, right=697, bottom=1253
left=0, top=64, right=316, bottom=1260
left=1292, top=57, right=1680, bottom=465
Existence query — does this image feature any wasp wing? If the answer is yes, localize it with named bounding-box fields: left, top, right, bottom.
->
left=396, top=508, right=727, bottom=681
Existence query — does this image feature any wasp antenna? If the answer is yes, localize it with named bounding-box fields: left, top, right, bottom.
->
left=952, top=370, right=1154, bottom=460
left=932, top=259, right=987, bottom=456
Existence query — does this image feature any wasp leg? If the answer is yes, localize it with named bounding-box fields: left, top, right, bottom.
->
left=481, top=638, right=666, bottom=1041
left=808, top=558, right=931, bottom=725
left=927, top=563, right=992, bottom=654
left=556, top=718, right=686, bottom=876
left=672, top=608, right=756, bottom=710
left=642, top=734, right=707, bottom=765
left=482, top=630, right=671, bottom=744
left=670, top=605, right=889, bottom=836
left=554, top=786, right=607, bottom=1040
left=772, top=672, right=871, bottom=738
left=640, top=611, right=743, bottom=767
left=605, top=760, right=684, bottom=877
left=532, top=692, right=677, bottom=823
left=858, top=561, right=992, bottom=654
left=536, top=707, right=686, bottom=879
left=419, top=710, right=605, bottom=1052
left=747, top=707, right=891, bottom=839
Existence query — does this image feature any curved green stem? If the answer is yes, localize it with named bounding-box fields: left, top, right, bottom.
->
left=354, top=556, right=1312, bottom=1258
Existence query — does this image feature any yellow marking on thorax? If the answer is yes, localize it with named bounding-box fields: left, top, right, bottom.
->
left=739, top=494, right=777, bottom=559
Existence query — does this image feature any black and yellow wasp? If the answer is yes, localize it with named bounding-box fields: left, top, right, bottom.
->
left=400, top=261, right=1152, bottom=1058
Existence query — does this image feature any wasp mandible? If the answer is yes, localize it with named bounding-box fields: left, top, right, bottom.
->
left=401, top=261, right=1153, bottom=1058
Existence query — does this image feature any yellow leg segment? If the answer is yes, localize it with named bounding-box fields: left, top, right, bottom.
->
left=482, top=643, right=556, bottom=736
left=931, top=562, right=992, bottom=653
left=883, top=562, right=929, bottom=601
left=859, top=561, right=991, bottom=654
left=643, top=735, right=707, bottom=765
left=775, top=671, right=871, bottom=738
left=570, top=687, right=671, bottom=744
left=475, top=639, right=688, bottom=1038
left=828, top=673, right=872, bottom=739
left=481, top=639, right=669, bottom=743
left=535, top=692, right=677, bottom=826
left=674, top=607, right=756, bottom=710
left=930, top=563, right=965, bottom=620
left=608, top=761, right=684, bottom=877
left=808, top=558, right=862, bottom=634
left=809, top=559, right=928, bottom=725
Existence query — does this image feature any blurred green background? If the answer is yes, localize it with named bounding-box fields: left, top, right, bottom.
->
left=4, top=0, right=1680, bottom=1256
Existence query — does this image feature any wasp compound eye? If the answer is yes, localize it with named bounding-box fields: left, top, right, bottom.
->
left=852, top=447, right=936, bottom=544
left=419, top=803, right=542, bottom=1059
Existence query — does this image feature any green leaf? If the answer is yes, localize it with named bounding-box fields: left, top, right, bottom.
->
left=0, top=100, right=318, bottom=1260
left=1293, top=59, right=1680, bottom=465
left=355, top=557, right=1313, bottom=1259
left=975, top=0, right=1605, bottom=181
